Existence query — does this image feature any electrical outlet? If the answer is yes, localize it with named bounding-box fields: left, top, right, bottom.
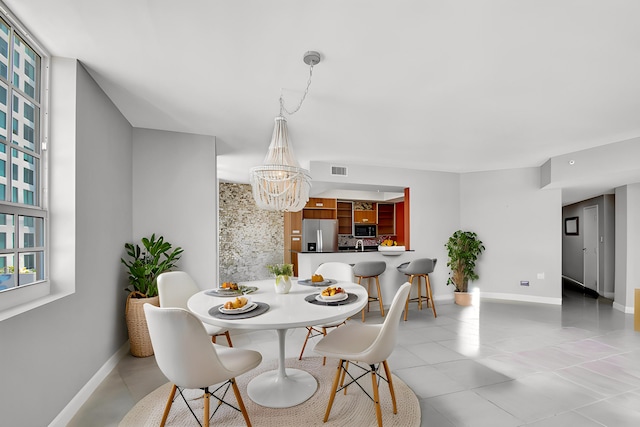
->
left=520, top=280, right=529, bottom=286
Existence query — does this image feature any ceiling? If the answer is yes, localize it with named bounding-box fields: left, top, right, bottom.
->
left=5, top=1, right=640, bottom=203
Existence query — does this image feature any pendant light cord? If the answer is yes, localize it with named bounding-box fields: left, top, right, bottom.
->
left=279, top=62, right=315, bottom=117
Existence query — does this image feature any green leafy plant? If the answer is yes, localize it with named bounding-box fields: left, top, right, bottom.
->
left=267, top=263, right=293, bottom=277
left=121, top=234, right=184, bottom=298
left=445, top=230, right=485, bottom=293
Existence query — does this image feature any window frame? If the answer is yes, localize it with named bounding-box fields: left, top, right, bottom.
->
left=0, top=1, right=50, bottom=318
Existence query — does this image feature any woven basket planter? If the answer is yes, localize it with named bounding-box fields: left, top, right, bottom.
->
left=125, top=293, right=160, bottom=357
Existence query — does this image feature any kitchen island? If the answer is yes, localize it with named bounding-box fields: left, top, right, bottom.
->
left=296, top=249, right=415, bottom=312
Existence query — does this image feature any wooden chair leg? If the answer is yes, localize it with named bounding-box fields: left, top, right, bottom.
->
left=224, top=331, right=234, bottom=347
left=426, top=274, right=437, bottom=318
left=371, top=364, right=383, bottom=427
left=375, top=276, right=385, bottom=317
left=231, top=378, right=252, bottom=427
left=298, top=326, right=315, bottom=360
left=324, top=360, right=343, bottom=422
left=203, top=389, right=210, bottom=427
left=404, top=275, right=415, bottom=321
left=341, top=360, right=350, bottom=395
left=358, top=276, right=367, bottom=322
left=417, top=275, right=423, bottom=311
left=321, top=327, right=328, bottom=365
left=382, top=360, right=398, bottom=414
left=160, top=384, right=177, bottom=427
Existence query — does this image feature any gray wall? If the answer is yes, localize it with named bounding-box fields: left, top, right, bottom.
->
left=615, top=183, right=640, bottom=311
left=562, top=194, right=616, bottom=298
left=461, top=168, right=562, bottom=303
left=132, top=128, right=217, bottom=289
left=218, top=183, right=284, bottom=282
left=0, top=59, right=134, bottom=426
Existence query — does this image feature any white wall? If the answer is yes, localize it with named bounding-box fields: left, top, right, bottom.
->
left=0, top=59, right=134, bottom=426
left=132, top=128, right=218, bottom=288
left=460, top=168, right=563, bottom=304
left=614, top=183, right=640, bottom=312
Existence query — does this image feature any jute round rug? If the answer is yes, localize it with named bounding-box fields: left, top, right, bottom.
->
left=120, top=357, right=420, bottom=426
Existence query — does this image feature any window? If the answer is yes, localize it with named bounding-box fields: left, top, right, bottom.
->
left=0, top=12, right=47, bottom=300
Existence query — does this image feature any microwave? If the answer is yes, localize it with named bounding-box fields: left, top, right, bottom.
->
left=354, top=224, right=377, bottom=237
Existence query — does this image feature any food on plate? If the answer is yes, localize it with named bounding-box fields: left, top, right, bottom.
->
left=380, top=239, right=398, bottom=246
left=321, top=286, right=344, bottom=297
left=224, top=296, right=248, bottom=310
left=221, top=281, right=239, bottom=290
left=311, top=274, right=324, bottom=282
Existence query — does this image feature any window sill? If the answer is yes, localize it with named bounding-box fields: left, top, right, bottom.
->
left=0, top=281, right=71, bottom=322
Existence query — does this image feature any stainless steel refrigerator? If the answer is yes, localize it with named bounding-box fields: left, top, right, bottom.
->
left=302, top=219, right=338, bottom=252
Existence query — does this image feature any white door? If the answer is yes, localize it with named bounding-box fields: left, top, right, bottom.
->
left=583, top=206, right=599, bottom=293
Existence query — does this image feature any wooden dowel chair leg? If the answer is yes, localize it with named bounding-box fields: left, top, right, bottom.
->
left=231, top=378, right=252, bottom=427
left=160, top=384, right=177, bottom=427
left=325, top=360, right=343, bottom=422
left=371, top=364, right=383, bottom=427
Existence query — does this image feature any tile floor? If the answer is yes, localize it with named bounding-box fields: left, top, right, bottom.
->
left=68, top=283, right=640, bottom=426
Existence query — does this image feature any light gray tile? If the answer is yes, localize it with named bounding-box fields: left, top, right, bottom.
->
left=395, top=365, right=466, bottom=399
left=427, top=390, right=522, bottom=427
left=523, top=410, right=604, bottom=427
left=555, top=365, right=637, bottom=396
left=577, top=395, right=640, bottom=427
left=434, top=359, right=512, bottom=389
left=406, top=342, right=467, bottom=365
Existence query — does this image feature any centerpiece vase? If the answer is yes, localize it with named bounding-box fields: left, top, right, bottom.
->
left=274, top=275, right=292, bottom=294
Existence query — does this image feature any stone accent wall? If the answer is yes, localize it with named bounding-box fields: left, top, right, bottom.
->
left=218, top=183, right=284, bottom=282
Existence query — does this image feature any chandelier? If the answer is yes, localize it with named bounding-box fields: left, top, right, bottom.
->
left=249, top=51, right=321, bottom=212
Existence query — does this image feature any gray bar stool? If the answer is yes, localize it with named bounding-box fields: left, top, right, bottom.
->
left=397, top=258, right=437, bottom=320
left=353, top=261, right=387, bottom=321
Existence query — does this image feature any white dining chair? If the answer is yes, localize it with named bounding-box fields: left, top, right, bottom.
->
left=298, top=262, right=354, bottom=365
left=158, top=271, right=233, bottom=346
left=312, top=282, right=411, bottom=427
left=144, top=304, right=262, bottom=427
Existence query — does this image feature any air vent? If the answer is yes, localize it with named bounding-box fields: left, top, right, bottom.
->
left=331, top=166, right=348, bottom=176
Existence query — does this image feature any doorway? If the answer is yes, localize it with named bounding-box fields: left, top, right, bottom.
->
left=582, top=205, right=599, bottom=294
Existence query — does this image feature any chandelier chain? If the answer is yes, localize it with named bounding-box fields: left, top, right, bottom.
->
left=279, top=63, right=315, bottom=117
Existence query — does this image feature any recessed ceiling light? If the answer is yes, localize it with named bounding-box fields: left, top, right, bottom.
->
left=569, top=160, right=575, bottom=165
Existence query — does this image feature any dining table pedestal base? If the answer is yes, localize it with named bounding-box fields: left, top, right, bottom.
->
left=247, top=367, right=317, bottom=408
left=246, top=328, right=317, bottom=408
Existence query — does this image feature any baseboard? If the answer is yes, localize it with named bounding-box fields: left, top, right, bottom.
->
left=49, top=342, right=130, bottom=427
left=480, top=292, right=562, bottom=305
left=612, top=301, right=634, bottom=314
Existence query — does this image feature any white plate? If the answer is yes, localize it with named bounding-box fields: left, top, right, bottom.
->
left=316, top=292, right=348, bottom=302
left=219, top=302, right=257, bottom=314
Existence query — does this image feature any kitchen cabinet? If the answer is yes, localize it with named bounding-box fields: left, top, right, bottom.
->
left=302, top=197, right=337, bottom=220
left=354, top=209, right=376, bottom=224
left=337, top=201, right=353, bottom=235
left=377, top=203, right=395, bottom=235
left=284, top=211, right=303, bottom=276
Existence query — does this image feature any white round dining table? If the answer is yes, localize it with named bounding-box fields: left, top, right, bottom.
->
left=187, top=278, right=368, bottom=408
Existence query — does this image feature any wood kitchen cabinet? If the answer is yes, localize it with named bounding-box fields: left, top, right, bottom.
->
left=377, top=203, right=395, bottom=235
left=284, top=211, right=303, bottom=276
left=302, top=197, right=337, bottom=220
left=354, top=209, right=376, bottom=224
left=337, top=201, right=353, bottom=235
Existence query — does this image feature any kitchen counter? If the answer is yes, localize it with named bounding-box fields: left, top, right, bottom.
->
left=296, top=249, right=416, bottom=312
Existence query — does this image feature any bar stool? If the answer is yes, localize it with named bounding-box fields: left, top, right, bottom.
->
left=397, top=258, right=437, bottom=320
left=353, top=261, right=387, bottom=321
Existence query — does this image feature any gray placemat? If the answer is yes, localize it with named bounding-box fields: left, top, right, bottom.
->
left=208, top=302, right=270, bottom=319
left=305, top=293, right=359, bottom=306
left=297, top=278, right=338, bottom=287
left=204, top=286, right=258, bottom=296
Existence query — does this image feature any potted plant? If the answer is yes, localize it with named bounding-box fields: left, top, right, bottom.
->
left=121, top=234, right=183, bottom=356
left=445, top=230, right=485, bottom=306
left=267, top=263, right=293, bottom=294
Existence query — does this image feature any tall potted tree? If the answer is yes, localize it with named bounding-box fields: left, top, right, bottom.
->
left=121, top=234, right=183, bottom=357
left=445, top=230, right=485, bottom=306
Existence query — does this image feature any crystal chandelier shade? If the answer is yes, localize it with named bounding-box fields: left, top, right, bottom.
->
left=249, top=51, right=320, bottom=212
